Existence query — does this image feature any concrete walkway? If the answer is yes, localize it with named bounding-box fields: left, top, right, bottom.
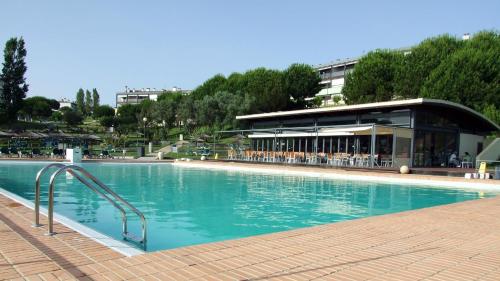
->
left=1, top=190, right=500, bottom=280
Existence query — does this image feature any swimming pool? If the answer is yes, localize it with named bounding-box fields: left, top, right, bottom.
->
left=0, top=161, right=496, bottom=252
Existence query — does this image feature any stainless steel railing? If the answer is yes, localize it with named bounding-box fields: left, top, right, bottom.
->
left=34, top=163, right=147, bottom=248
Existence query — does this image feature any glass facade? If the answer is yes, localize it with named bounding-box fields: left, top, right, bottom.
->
left=360, top=110, right=411, bottom=127
left=317, top=115, right=357, bottom=126
left=413, top=130, right=457, bottom=167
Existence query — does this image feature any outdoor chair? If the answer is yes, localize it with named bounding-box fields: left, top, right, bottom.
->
left=227, top=150, right=234, bottom=160
left=31, top=148, right=41, bottom=158
left=83, top=149, right=91, bottom=159
left=246, top=150, right=253, bottom=161
left=381, top=158, right=392, bottom=167
left=461, top=160, right=473, bottom=169
left=0, top=147, right=9, bottom=158
left=10, top=147, right=19, bottom=158
left=354, top=154, right=363, bottom=167
left=326, top=154, right=334, bottom=165
left=358, top=154, right=370, bottom=167
left=305, top=153, right=317, bottom=165
left=101, top=150, right=111, bottom=158
left=268, top=152, right=276, bottom=163
left=329, top=154, right=340, bottom=166
left=339, top=154, right=350, bottom=166
left=52, top=148, right=62, bottom=159
left=20, top=150, right=30, bottom=158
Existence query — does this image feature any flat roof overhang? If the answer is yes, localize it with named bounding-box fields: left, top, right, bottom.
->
left=247, top=125, right=402, bottom=138
left=236, top=98, right=500, bottom=132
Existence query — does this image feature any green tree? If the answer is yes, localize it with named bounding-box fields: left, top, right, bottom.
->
left=152, top=97, right=178, bottom=139
left=0, top=37, right=28, bottom=121
left=483, top=104, right=500, bottom=126
left=283, top=63, right=321, bottom=109
left=177, top=95, right=196, bottom=132
left=243, top=67, right=287, bottom=113
left=93, top=105, right=115, bottom=119
left=92, top=88, right=100, bottom=112
left=76, top=88, right=85, bottom=114
left=50, top=111, right=63, bottom=122
left=19, top=96, right=59, bottom=120
left=154, top=98, right=177, bottom=127
left=215, top=91, right=248, bottom=128
left=191, top=74, right=227, bottom=99
left=195, top=94, right=221, bottom=126
left=99, top=116, right=115, bottom=128
left=395, top=35, right=463, bottom=99
left=421, top=31, right=500, bottom=113
left=115, top=104, right=140, bottom=135
left=85, top=89, right=92, bottom=116
left=59, top=106, right=73, bottom=114
left=342, top=50, right=403, bottom=104
left=93, top=105, right=115, bottom=130
left=157, top=91, right=183, bottom=103
left=63, top=110, right=83, bottom=126
left=225, top=73, right=245, bottom=94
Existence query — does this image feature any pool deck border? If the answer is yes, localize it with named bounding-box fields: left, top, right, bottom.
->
left=0, top=188, right=144, bottom=257
left=2, top=191, right=500, bottom=280
left=172, top=160, right=500, bottom=191
left=2, top=159, right=500, bottom=280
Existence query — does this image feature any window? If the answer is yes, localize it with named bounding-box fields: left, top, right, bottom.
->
left=360, top=110, right=410, bottom=126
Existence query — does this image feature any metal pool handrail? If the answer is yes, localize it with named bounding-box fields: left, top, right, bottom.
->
left=34, top=163, right=127, bottom=231
left=34, top=163, right=66, bottom=226
left=34, top=163, right=147, bottom=247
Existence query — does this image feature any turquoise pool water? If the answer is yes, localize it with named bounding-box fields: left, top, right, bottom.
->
left=0, top=162, right=496, bottom=252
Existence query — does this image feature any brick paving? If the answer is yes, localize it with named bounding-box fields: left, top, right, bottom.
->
left=1, top=190, right=500, bottom=280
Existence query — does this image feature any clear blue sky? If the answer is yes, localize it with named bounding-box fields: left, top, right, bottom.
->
left=1, top=0, right=499, bottom=106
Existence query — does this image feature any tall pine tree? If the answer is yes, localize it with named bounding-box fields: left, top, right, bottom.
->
left=85, top=89, right=92, bottom=116
left=92, top=88, right=100, bottom=113
left=0, top=37, right=28, bottom=121
left=76, top=88, right=85, bottom=114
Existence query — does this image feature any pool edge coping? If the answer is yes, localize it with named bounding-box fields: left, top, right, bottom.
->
left=0, top=187, right=144, bottom=257
left=172, top=161, right=500, bottom=191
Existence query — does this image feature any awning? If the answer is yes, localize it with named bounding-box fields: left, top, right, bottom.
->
left=248, top=126, right=397, bottom=138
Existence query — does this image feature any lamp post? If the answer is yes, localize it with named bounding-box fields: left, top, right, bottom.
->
left=143, top=117, right=147, bottom=145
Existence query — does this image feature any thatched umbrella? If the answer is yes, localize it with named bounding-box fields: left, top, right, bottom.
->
left=200, top=134, right=211, bottom=140
left=0, top=131, right=17, bottom=138
left=176, top=140, right=189, bottom=145
left=12, top=131, right=42, bottom=139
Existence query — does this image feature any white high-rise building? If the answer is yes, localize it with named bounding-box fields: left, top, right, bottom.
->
left=314, top=58, right=358, bottom=107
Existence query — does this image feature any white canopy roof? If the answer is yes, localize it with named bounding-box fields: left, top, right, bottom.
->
left=248, top=126, right=391, bottom=138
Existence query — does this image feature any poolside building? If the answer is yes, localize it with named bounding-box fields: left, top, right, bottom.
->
left=225, top=98, right=499, bottom=168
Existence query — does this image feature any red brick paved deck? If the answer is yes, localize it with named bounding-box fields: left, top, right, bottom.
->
left=1, top=192, right=500, bottom=280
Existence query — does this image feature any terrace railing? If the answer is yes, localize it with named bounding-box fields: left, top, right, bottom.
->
left=34, top=163, right=147, bottom=248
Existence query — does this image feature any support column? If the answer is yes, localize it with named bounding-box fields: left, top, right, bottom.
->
left=392, top=128, right=397, bottom=168
left=370, top=125, right=376, bottom=168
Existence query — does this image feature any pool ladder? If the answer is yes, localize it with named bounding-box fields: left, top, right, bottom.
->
left=33, top=163, right=147, bottom=249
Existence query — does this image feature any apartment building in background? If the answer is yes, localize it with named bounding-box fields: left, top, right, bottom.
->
left=314, top=58, right=358, bottom=107
left=116, top=86, right=191, bottom=107
left=58, top=98, right=76, bottom=110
